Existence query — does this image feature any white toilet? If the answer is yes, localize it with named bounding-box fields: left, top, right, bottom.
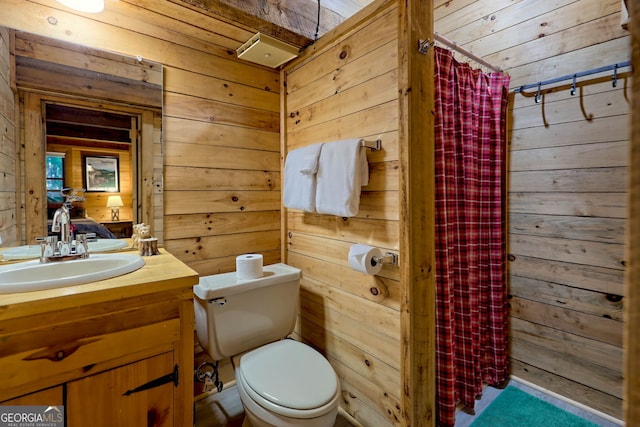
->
left=194, top=263, right=341, bottom=427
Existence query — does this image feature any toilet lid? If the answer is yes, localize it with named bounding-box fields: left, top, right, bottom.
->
left=239, top=339, right=338, bottom=410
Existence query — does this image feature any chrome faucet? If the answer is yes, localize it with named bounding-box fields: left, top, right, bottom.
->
left=51, top=200, right=71, bottom=248
left=40, top=188, right=91, bottom=263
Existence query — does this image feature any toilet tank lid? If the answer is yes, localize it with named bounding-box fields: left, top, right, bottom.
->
left=193, top=263, right=301, bottom=300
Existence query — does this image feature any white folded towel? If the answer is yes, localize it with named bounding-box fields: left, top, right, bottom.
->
left=283, top=143, right=324, bottom=212
left=315, top=138, right=369, bottom=217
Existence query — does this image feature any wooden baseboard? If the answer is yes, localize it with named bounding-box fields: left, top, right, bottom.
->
left=337, top=406, right=363, bottom=427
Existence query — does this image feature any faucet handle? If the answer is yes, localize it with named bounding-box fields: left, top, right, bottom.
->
left=75, top=234, right=90, bottom=258
left=38, top=236, right=58, bottom=262
left=36, top=235, right=57, bottom=244
left=75, top=232, right=97, bottom=243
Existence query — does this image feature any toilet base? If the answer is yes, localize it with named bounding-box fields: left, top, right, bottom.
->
left=241, top=400, right=339, bottom=427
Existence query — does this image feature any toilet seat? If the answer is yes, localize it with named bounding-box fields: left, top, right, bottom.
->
left=237, top=339, right=339, bottom=419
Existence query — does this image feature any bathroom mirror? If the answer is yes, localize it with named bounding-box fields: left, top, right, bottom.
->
left=13, top=30, right=163, bottom=244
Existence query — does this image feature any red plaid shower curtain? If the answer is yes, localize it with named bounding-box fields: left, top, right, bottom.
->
left=434, top=46, right=510, bottom=427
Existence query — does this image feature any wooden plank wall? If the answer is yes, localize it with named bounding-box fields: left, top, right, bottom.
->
left=0, top=28, right=17, bottom=246
left=435, top=0, right=629, bottom=419
left=625, top=2, right=639, bottom=425
left=0, top=0, right=280, bottom=276
left=397, top=0, right=435, bottom=425
left=283, top=2, right=402, bottom=425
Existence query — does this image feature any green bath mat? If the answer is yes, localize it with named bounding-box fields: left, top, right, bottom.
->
left=470, top=386, right=599, bottom=427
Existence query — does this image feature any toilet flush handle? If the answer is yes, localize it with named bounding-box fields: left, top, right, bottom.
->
left=208, top=297, right=227, bottom=306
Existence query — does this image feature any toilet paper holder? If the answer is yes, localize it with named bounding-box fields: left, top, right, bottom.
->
left=371, top=252, right=399, bottom=266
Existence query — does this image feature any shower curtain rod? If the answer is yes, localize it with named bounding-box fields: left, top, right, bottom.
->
left=513, top=61, right=631, bottom=94
left=433, top=33, right=502, bottom=73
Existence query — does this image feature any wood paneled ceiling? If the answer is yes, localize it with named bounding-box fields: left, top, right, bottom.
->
left=174, top=0, right=374, bottom=48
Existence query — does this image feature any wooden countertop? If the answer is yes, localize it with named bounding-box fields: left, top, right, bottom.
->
left=0, top=248, right=199, bottom=321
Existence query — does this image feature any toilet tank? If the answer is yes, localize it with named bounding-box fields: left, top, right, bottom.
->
left=194, top=263, right=301, bottom=361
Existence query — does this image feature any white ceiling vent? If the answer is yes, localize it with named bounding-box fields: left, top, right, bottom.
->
left=236, top=33, right=299, bottom=68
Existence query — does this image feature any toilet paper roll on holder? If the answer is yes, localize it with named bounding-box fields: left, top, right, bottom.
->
left=371, top=252, right=399, bottom=266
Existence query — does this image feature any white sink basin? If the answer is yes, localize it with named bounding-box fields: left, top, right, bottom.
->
left=1, top=239, right=129, bottom=261
left=0, top=253, right=145, bottom=294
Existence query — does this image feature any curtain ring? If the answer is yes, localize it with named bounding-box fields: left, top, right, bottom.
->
left=534, top=82, right=542, bottom=104
left=570, top=74, right=577, bottom=96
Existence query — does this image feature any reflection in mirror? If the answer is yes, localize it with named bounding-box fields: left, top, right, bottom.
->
left=14, top=30, right=163, bottom=244
left=45, top=103, right=138, bottom=238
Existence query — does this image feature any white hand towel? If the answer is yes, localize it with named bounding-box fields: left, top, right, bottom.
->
left=283, top=143, right=324, bottom=212
left=315, top=138, right=369, bottom=217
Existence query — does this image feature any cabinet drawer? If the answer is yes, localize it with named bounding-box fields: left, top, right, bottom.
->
left=1, top=319, right=180, bottom=401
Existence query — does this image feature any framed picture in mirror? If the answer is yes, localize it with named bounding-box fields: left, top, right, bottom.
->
left=84, top=155, right=120, bottom=192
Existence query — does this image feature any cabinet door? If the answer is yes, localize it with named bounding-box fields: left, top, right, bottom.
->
left=1, top=386, right=63, bottom=406
left=66, top=352, right=176, bottom=426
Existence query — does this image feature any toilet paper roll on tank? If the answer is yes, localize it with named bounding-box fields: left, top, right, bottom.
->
left=348, top=244, right=384, bottom=275
left=236, top=254, right=264, bottom=280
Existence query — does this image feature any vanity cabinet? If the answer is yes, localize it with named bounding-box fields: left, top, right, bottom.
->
left=67, top=352, right=176, bottom=425
left=1, top=386, right=64, bottom=406
left=0, top=250, right=198, bottom=426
